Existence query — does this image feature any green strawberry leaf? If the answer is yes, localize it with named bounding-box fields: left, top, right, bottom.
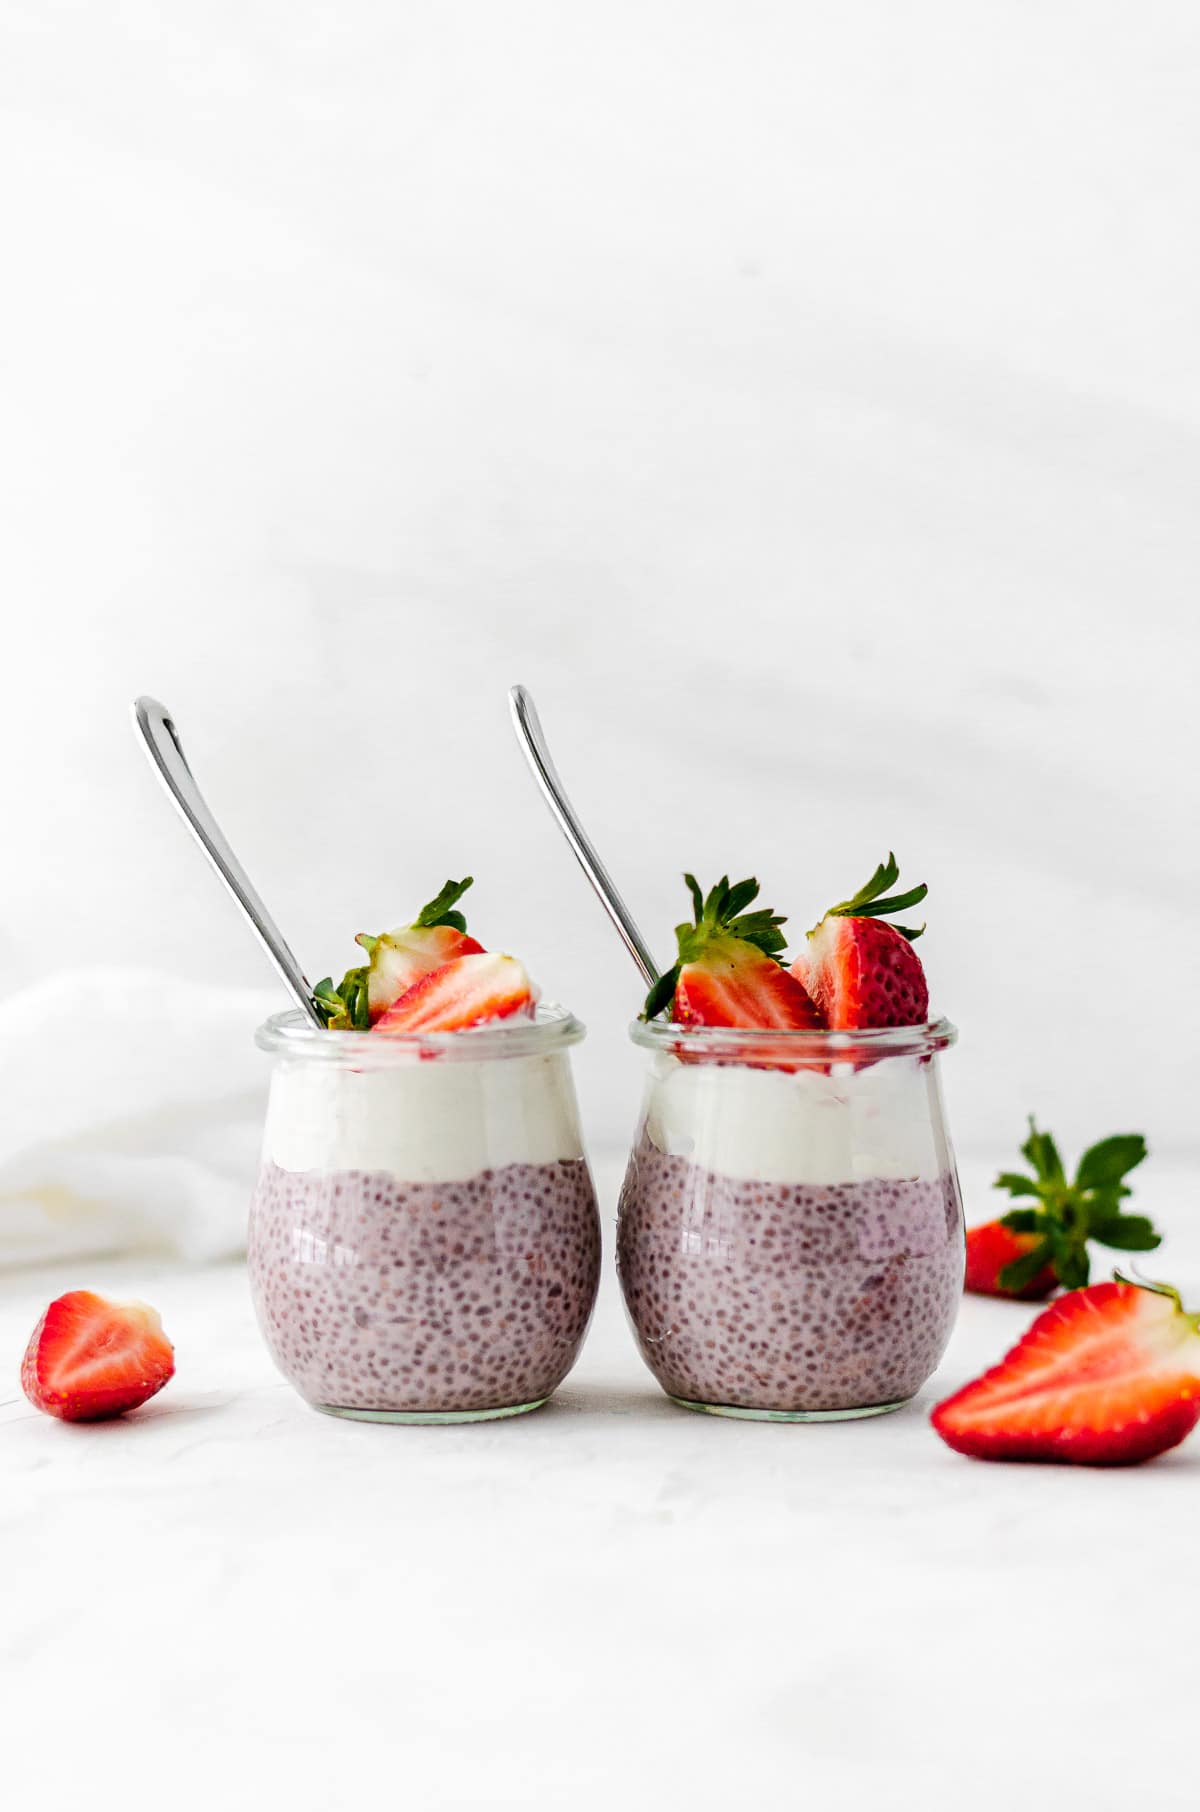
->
left=998, top=1238, right=1056, bottom=1292
left=849, top=883, right=929, bottom=920
left=312, top=965, right=371, bottom=1031
left=831, top=853, right=900, bottom=913
left=1089, top=1214, right=1162, bottom=1253
left=1075, top=1134, right=1148, bottom=1191
left=643, top=966, right=681, bottom=1021
left=1000, top=1208, right=1046, bottom=1234
left=684, top=873, right=704, bottom=921
left=818, top=854, right=928, bottom=939
left=1022, top=1118, right=1065, bottom=1184
left=994, top=1171, right=1041, bottom=1198
left=722, top=877, right=760, bottom=919
left=1053, top=1240, right=1092, bottom=1291
left=413, top=877, right=474, bottom=931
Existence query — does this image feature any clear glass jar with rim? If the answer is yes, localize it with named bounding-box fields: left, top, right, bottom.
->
left=249, top=1004, right=601, bottom=1423
left=616, top=1018, right=963, bottom=1420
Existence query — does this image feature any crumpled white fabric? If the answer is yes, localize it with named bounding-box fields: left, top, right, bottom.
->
left=0, top=970, right=281, bottom=1267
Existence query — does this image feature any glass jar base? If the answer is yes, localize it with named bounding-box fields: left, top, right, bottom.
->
left=313, top=1397, right=549, bottom=1426
left=667, top=1394, right=912, bottom=1423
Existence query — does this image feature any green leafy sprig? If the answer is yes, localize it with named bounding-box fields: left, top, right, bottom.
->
left=643, top=874, right=787, bottom=1020
left=818, top=851, right=927, bottom=941
left=993, top=1118, right=1158, bottom=1293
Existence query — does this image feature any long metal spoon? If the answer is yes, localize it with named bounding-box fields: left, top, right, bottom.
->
left=508, top=684, right=659, bottom=989
left=132, top=696, right=325, bottom=1027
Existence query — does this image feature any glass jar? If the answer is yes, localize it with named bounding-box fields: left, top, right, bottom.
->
left=249, top=1005, right=601, bottom=1423
left=616, top=1019, right=963, bottom=1420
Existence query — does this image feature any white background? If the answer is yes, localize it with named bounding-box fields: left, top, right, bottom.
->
left=4, top=12, right=1200, bottom=1812
left=3, top=2, right=1199, bottom=1167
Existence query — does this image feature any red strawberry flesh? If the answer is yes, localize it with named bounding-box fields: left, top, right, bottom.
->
left=932, top=1280, right=1200, bottom=1466
left=373, top=952, right=536, bottom=1035
left=676, top=936, right=824, bottom=1030
left=21, top=1290, right=175, bottom=1422
left=365, top=925, right=484, bottom=1021
left=797, top=914, right=928, bottom=1030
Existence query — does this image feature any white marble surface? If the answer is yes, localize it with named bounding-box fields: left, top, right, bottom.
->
left=3, top=1153, right=1198, bottom=1811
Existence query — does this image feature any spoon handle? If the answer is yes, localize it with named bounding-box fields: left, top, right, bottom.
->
left=508, top=684, right=660, bottom=990
left=132, top=696, right=324, bottom=1027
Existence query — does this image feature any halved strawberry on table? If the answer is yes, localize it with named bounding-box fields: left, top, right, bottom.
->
left=792, top=853, right=928, bottom=1030
left=313, top=877, right=484, bottom=1029
left=932, top=1278, right=1200, bottom=1466
left=965, top=1119, right=1158, bottom=1300
left=22, top=1290, right=175, bottom=1422
left=643, top=874, right=823, bottom=1028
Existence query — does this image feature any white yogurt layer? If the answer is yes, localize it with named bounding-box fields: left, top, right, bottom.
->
left=265, top=1051, right=585, bottom=1181
left=642, top=1053, right=948, bottom=1186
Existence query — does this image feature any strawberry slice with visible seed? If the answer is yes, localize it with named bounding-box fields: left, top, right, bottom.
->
left=21, top=1290, right=175, bottom=1422
left=795, top=853, right=929, bottom=1029
left=364, top=922, right=485, bottom=1020
left=675, top=936, right=823, bottom=1029
left=374, top=952, right=536, bottom=1034
left=931, top=1279, right=1200, bottom=1466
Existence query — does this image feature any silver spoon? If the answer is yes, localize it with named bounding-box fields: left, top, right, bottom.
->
left=508, top=683, right=660, bottom=988
left=132, top=696, right=325, bottom=1027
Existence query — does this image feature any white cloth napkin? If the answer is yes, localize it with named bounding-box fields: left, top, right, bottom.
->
left=0, top=969, right=281, bottom=1267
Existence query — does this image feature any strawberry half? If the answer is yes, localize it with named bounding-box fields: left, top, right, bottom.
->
left=313, top=878, right=484, bottom=1028
left=932, top=1279, right=1200, bottom=1466
left=374, top=951, right=536, bottom=1034
left=21, top=1290, right=175, bottom=1422
left=793, top=853, right=929, bottom=1029
left=643, top=875, right=823, bottom=1030
left=967, top=1119, right=1158, bottom=1299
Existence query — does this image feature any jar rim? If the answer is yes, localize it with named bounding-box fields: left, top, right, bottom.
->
left=628, top=1014, right=957, bottom=1060
left=256, top=1001, right=586, bottom=1064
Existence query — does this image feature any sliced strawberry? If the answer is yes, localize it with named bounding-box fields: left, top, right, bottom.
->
left=964, top=1220, right=1058, bottom=1300
left=968, top=1120, right=1157, bottom=1298
left=21, top=1290, right=175, bottom=1422
left=932, top=1279, right=1200, bottom=1466
left=363, top=922, right=484, bottom=1020
left=797, top=854, right=929, bottom=1029
left=313, top=878, right=484, bottom=1028
left=643, top=874, right=823, bottom=1030
left=374, top=952, right=536, bottom=1034
left=675, top=937, right=823, bottom=1029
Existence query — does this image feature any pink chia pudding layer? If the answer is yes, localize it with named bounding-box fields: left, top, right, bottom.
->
left=617, top=1138, right=964, bottom=1413
left=249, top=1157, right=601, bottom=1415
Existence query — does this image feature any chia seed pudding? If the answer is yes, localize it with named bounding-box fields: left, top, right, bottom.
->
left=250, top=1157, right=600, bottom=1416
left=617, top=1138, right=962, bottom=1414
left=618, top=1020, right=964, bottom=1418
left=250, top=1004, right=601, bottom=1421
